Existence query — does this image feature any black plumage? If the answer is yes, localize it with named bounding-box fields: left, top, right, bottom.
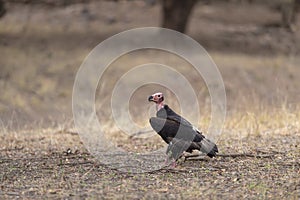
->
left=148, top=93, right=218, bottom=161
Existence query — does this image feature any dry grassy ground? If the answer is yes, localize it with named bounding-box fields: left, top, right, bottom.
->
left=1, top=115, right=299, bottom=199
left=0, top=1, right=300, bottom=199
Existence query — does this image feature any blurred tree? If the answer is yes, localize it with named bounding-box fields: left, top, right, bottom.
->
left=281, top=0, right=300, bottom=30
left=161, top=0, right=198, bottom=33
left=0, top=0, right=5, bottom=18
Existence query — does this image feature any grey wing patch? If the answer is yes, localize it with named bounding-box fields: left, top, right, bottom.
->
left=149, top=117, right=166, bottom=133
left=166, top=138, right=191, bottom=161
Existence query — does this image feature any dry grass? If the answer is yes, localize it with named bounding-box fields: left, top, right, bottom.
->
left=0, top=1, right=300, bottom=199
left=0, top=107, right=299, bottom=199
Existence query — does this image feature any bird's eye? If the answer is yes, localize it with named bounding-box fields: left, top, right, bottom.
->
left=158, top=95, right=161, bottom=97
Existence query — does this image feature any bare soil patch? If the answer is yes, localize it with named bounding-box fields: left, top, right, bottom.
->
left=0, top=129, right=299, bottom=199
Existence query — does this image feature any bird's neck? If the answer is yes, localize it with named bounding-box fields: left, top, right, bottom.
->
left=156, top=102, right=164, bottom=111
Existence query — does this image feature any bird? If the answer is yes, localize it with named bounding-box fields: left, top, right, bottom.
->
left=148, top=92, right=218, bottom=166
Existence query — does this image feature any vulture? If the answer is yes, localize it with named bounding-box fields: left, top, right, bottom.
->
left=148, top=92, right=218, bottom=165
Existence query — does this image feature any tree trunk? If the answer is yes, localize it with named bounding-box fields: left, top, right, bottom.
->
left=161, top=0, right=197, bottom=33
left=0, top=0, right=5, bottom=18
left=281, top=0, right=300, bottom=30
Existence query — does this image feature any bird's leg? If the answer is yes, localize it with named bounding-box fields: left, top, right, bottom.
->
left=163, top=156, right=177, bottom=168
left=164, top=157, right=176, bottom=168
left=164, top=156, right=169, bottom=165
left=169, top=158, right=177, bottom=168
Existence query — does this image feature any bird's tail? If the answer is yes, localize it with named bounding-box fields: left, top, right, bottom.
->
left=198, top=138, right=218, bottom=158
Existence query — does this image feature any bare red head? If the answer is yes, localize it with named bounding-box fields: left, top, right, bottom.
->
left=148, top=92, right=164, bottom=110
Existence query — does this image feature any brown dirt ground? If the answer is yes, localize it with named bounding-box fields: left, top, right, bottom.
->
left=0, top=1, right=300, bottom=199
left=1, top=128, right=299, bottom=199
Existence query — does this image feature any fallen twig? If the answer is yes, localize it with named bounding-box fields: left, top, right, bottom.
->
left=184, top=152, right=275, bottom=160
left=57, top=161, right=93, bottom=166
left=217, top=153, right=274, bottom=158
left=129, top=130, right=154, bottom=138
left=256, top=149, right=286, bottom=155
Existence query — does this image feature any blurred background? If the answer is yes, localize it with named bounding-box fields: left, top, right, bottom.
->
left=0, top=0, right=299, bottom=131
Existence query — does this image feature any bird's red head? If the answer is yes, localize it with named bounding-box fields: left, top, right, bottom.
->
left=148, top=92, right=164, bottom=104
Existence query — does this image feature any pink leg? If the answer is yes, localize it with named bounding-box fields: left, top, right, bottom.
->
left=164, top=156, right=170, bottom=165
left=164, top=157, right=177, bottom=168
left=170, top=159, right=177, bottom=168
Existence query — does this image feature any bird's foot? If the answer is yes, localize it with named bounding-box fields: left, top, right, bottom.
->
left=163, top=158, right=177, bottom=169
left=169, top=160, right=177, bottom=168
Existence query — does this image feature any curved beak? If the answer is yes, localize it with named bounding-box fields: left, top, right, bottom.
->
left=148, top=95, right=154, bottom=102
